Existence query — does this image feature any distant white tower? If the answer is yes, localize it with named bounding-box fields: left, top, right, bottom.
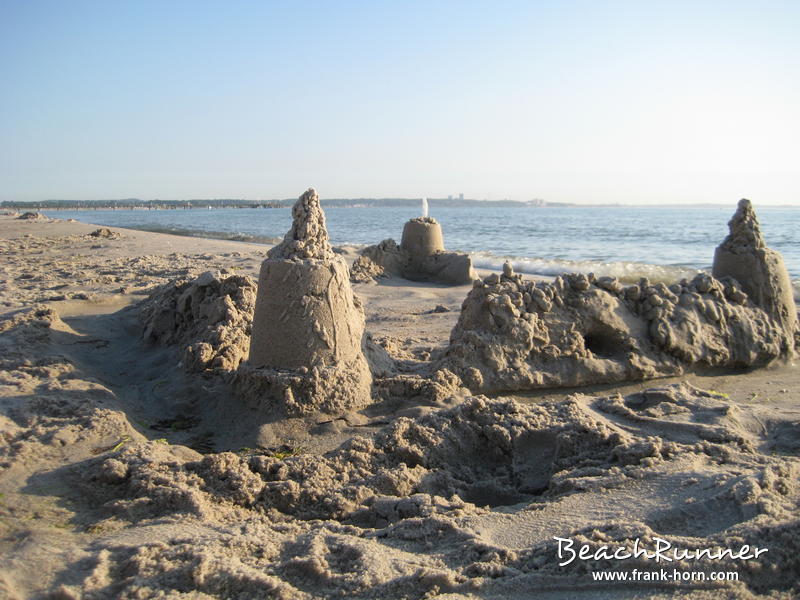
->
left=421, top=197, right=429, bottom=218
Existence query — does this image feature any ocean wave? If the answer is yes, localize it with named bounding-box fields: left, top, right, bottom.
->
left=469, top=252, right=704, bottom=284
left=470, top=251, right=800, bottom=301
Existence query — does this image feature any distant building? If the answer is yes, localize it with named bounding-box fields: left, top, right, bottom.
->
left=458, top=193, right=464, bottom=201
left=447, top=195, right=453, bottom=201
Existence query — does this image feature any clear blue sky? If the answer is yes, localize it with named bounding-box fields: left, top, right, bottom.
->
left=1, top=0, right=798, bottom=204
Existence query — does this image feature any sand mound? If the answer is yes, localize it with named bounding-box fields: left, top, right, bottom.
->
left=89, top=227, right=121, bottom=239
left=372, top=367, right=468, bottom=407
left=350, top=254, right=387, bottom=283
left=57, top=383, right=798, bottom=598
left=139, top=271, right=257, bottom=372
left=17, top=211, right=44, bottom=221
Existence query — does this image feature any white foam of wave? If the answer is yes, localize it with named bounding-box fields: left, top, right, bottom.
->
left=469, top=252, right=704, bottom=284
left=339, top=245, right=800, bottom=301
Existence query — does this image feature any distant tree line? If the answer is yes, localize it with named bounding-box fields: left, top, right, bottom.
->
left=0, top=199, right=286, bottom=209
left=2, top=198, right=564, bottom=210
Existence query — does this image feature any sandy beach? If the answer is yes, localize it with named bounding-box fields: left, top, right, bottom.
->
left=1, top=210, right=799, bottom=599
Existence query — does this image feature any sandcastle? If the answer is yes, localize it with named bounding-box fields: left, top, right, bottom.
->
left=238, top=188, right=372, bottom=415
left=351, top=201, right=475, bottom=285
left=439, top=200, right=797, bottom=393
left=142, top=197, right=797, bottom=403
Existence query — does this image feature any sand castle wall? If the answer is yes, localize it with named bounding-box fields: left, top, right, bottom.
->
left=440, top=202, right=797, bottom=393
left=238, top=188, right=372, bottom=415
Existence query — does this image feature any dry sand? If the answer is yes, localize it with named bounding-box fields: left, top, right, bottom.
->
left=1, top=213, right=799, bottom=599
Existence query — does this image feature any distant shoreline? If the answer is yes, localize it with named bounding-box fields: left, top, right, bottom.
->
left=5, top=198, right=799, bottom=210
left=3, top=198, right=561, bottom=210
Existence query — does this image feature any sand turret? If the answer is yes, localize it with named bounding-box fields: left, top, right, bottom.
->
left=243, top=188, right=372, bottom=415
left=713, top=199, right=797, bottom=342
left=400, top=217, right=446, bottom=278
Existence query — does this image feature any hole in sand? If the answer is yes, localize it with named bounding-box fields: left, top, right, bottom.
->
left=582, top=323, right=629, bottom=359
left=457, top=431, right=557, bottom=508
left=513, top=430, right=556, bottom=495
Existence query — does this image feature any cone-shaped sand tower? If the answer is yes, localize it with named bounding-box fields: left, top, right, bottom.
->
left=242, top=188, right=372, bottom=415
left=713, top=199, right=797, bottom=343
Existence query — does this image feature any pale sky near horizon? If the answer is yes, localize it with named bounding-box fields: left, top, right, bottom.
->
left=1, top=1, right=798, bottom=204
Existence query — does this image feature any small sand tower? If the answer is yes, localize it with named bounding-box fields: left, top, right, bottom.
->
left=390, top=199, right=474, bottom=284
left=245, top=188, right=372, bottom=415
left=713, top=199, right=797, bottom=343
left=401, top=198, right=445, bottom=263
left=401, top=217, right=445, bottom=272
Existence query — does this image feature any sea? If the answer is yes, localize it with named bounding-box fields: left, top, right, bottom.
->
left=43, top=204, right=800, bottom=294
